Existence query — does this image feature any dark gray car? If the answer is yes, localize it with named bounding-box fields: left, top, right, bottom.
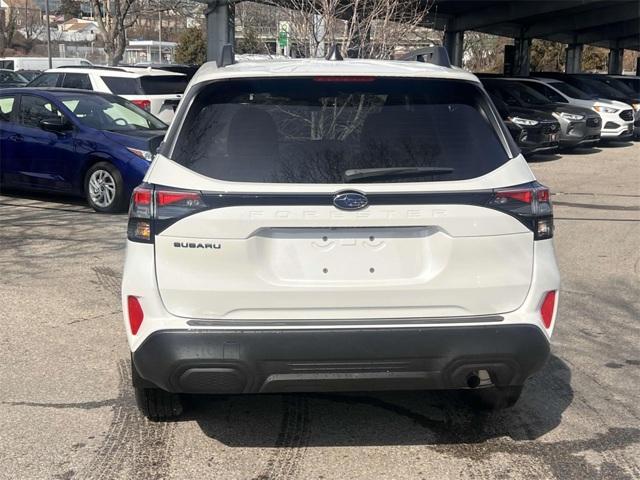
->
left=481, top=77, right=601, bottom=149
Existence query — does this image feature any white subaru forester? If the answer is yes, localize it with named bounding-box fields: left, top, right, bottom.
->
left=122, top=49, right=560, bottom=420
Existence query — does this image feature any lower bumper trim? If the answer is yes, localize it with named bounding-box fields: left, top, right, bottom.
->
left=132, top=325, right=550, bottom=394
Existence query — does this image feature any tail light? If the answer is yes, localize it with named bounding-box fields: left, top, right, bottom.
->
left=127, top=184, right=206, bottom=243
left=488, top=182, right=553, bottom=240
left=131, top=99, right=151, bottom=111
left=540, top=291, right=557, bottom=329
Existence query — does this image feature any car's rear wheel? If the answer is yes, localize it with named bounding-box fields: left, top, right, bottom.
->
left=134, top=386, right=183, bottom=421
left=131, top=360, right=183, bottom=421
left=85, top=162, right=127, bottom=213
left=464, top=385, right=523, bottom=410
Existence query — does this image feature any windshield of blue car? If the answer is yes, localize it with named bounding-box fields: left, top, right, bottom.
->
left=550, top=81, right=593, bottom=100
left=0, top=70, right=27, bottom=84
left=60, top=94, right=167, bottom=131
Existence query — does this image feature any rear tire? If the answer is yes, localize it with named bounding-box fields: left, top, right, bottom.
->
left=131, top=359, right=183, bottom=421
left=84, top=162, right=127, bottom=213
left=134, top=386, right=184, bottom=421
left=464, top=385, right=523, bottom=410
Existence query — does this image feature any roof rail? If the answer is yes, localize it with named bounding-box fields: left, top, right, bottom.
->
left=55, top=65, right=128, bottom=72
left=217, top=44, right=235, bottom=68
left=400, top=46, right=451, bottom=68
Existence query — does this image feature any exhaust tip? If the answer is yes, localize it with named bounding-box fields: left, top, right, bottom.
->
left=466, top=372, right=481, bottom=389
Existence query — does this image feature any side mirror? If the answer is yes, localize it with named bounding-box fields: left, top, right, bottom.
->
left=40, top=117, right=72, bottom=133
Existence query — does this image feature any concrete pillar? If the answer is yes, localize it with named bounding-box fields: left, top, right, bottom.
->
left=513, top=37, right=531, bottom=76
left=565, top=44, right=583, bottom=73
left=443, top=30, right=464, bottom=67
left=205, top=0, right=235, bottom=63
left=607, top=48, right=624, bottom=74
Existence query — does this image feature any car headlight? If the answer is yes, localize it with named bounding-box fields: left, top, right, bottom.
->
left=593, top=105, right=618, bottom=114
left=553, top=112, right=585, bottom=121
left=509, top=116, right=539, bottom=126
left=126, top=147, right=154, bottom=161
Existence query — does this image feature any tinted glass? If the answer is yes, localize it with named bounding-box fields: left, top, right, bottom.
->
left=61, top=93, right=166, bottom=131
left=484, top=81, right=549, bottom=107
left=0, top=95, right=16, bottom=121
left=0, top=60, right=15, bottom=69
left=573, top=77, right=623, bottom=98
left=62, top=73, right=92, bottom=90
left=28, top=73, right=61, bottom=87
left=101, top=76, right=142, bottom=95
left=550, top=81, right=592, bottom=100
left=171, top=77, right=512, bottom=184
left=19, top=95, right=65, bottom=128
left=0, top=70, right=26, bottom=84
left=523, top=82, right=566, bottom=103
left=139, top=75, right=188, bottom=94
left=599, top=77, right=635, bottom=96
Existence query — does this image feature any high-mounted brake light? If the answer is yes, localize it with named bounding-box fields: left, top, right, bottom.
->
left=127, top=296, right=144, bottom=335
left=488, top=183, right=553, bottom=240
left=540, top=291, right=557, bottom=329
left=131, top=99, right=151, bottom=111
left=313, top=76, right=376, bottom=82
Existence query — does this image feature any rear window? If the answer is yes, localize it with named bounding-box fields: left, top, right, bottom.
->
left=0, top=60, right=14, bottom=69
left=139, top=75, right=188, bottom=94
left=102, top=76, right=141, bottom=94
left=170, top=77, right=513, bottom=184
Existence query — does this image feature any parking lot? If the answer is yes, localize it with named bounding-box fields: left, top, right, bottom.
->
left=0, top=142, right=639, bottom=480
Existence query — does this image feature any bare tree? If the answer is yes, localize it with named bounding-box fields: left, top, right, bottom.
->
left=91, top=0, right=141, bottom=65
left=278, top=0, right=433, bottom=59
left=0, top=7, right=18, bottom=54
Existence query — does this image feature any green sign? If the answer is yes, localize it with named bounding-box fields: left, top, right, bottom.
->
left=278, top=30, right=288, bottom=48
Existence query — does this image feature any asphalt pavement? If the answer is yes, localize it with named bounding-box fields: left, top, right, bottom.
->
left=1, top=142, right=639, bottom=480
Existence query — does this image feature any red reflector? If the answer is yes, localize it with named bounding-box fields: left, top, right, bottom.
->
left=133, top=187, right=152, bottom=205
left=313, top=76, right=376, bottom=82
left=127, top=296, right=144, bottom=335
left=495, top=189, right=533, bottom=203
left=540, top=291, right=556, bottom=329
left=132, top=99, right=151, bottom=111
left=156, top=190, right=202, bottom=206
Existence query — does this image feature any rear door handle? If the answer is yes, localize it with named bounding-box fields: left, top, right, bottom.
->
left=9, top=134, right=23, bottom=142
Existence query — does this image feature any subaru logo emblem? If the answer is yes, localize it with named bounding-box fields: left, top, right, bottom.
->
left=333, top=191, right=368, bottom=211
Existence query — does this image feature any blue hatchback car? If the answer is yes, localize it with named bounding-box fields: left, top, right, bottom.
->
left=0, top=88, right=167, bottom=212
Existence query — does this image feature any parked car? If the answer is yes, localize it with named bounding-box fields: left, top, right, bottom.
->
left=123, top=50, right=559, bottom=420
left=0, top=88, right=167, bottom=212
left=480, top=77, right=601, bottom=149
left=0, top=57, right=93, bottom=71
left=0, top=69, right=28, bottom=88
left=133, top=63, right=200, bottom=82
left=16, top=70, right=43, bottom=82
left=27, top=66, right=187, bottom=123
left=518, top=77, right=635, bottom=141
left=488, top=93, right=561, bottom=156
left=606, top=75, right=640, bottom=95
left=534, top=72, right=639, bottom=137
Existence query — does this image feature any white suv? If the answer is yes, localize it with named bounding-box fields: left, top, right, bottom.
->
left=520, top=77, right=634, bottom=140
left=122, top=52, right=560, bottom=420
left=28, top=66, right=188, bottom=123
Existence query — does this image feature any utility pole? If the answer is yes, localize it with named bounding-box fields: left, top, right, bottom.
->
left=158, top=11, right=162, bottom=63
left=45, top=0, right=52, bottom=68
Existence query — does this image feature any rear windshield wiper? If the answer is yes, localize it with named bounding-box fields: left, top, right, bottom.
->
left=343, top=167, right=454, bottom=183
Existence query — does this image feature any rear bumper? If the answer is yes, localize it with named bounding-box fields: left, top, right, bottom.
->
left=132, top=324, right=550, bottom=394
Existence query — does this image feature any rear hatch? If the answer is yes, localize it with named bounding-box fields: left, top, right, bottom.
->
left=141, top=76, right=546, bottom=321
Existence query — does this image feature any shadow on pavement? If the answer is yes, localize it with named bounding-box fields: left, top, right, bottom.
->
left=187, top=354, right=573, bottom=447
